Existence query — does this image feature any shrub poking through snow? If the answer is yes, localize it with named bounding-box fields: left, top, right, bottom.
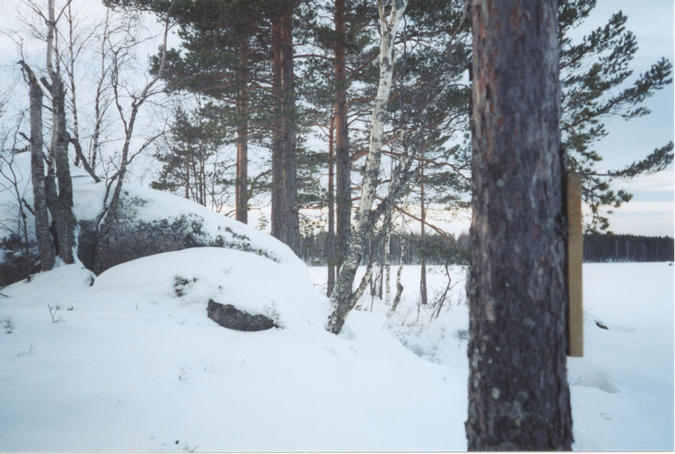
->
left=3, top=317, right=14, bottom=334
left=173, top=275, right=197, bottom=297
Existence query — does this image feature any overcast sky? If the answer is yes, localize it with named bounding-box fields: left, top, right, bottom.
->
left=0, top=0, right=673, bottom=236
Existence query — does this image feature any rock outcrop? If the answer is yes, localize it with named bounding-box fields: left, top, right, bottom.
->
left=207, top=299, right=277, bottom=331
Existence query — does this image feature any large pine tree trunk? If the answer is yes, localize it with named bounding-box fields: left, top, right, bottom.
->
left=334, top=0, right=351, bottom=273
left=20, top=62, right=55, bottom=271
left=466, top=0, right=573, bottom=450
left=326, top=0, right=408, bottom=335
left=235, top=36, right=249, bottom=224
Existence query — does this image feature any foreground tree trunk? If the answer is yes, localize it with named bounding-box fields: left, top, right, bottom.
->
left=466, top=0, right=573, bottom=450
left=326, top=0, right=408, bottom=335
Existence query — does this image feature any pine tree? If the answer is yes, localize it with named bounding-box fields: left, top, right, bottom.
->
left=151, top=104, right=227, bottom=208
left=559, top=0, right=673, bottom=231
left=466, top=0, right=573, bottom=449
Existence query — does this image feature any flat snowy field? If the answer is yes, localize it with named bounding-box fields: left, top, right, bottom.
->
left=0, top=256, right=672, bottom=451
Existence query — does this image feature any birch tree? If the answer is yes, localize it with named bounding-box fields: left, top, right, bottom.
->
left=326, top=0, right=408, bottom=335
left=18, top=62, right=55, bottom=271
left=43, top=0, right=77, bottom=264
left=17, top=0, right=78, bottom=268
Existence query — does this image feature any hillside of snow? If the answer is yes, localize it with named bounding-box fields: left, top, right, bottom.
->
left=0, top=255, right=672, bottom=450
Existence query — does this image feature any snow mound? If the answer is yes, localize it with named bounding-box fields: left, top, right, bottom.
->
left=0, top=250, right=460, bottom=451
left=0, top=263, right=95, bottom=307
left=93, top=247, right=329, bottom=331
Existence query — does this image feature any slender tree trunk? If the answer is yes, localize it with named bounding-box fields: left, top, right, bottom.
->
left=466, top=0, right=572, bottom=450
left=377, top=248, right=384, bottom=299
left=20, top=62, right=55, bottom=271
left=384, top=206, right=392, bottom=305
left=279, top=2, right=299, bottom=253
left=235, top=35, right=249, bottom=223
left=271, top=20, right=285, bottom=242
left=334, top=0, right=351, bottom=272
left=66, top=2, right=81, bottom=168
left=326, top=0, right=408, bottom=335
left=419, top=146, right=427, bottom=305
left=185, top=157, right=190, bottom=199
left=391, top=238, right=405, bottom=312
left=327, top=115, right=337, bottom=296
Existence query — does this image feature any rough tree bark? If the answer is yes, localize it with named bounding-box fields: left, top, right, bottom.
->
left=19, top=62, right=55, bottom=271
left=334, top=0, right=351, bottom=273
left=466, top=0, right=573, bottom=450
left=326, top=0, right=408, bottom=335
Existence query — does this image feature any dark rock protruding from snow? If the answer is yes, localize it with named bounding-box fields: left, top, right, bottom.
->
left=207, top=299, right=277, bottom=331
left=79, top=191, right=279, bottom=274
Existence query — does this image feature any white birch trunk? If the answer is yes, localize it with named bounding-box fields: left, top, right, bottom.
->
left=326, top=0, right=408, bottom=334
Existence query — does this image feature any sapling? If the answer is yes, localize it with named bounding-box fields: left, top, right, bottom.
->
left=3, top=317, right=14, bottom=334
left=47, top=304, right=64, bottom=323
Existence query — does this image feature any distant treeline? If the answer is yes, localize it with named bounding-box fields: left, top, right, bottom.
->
left=298, top=232, right=674, bottom=265
left=298, top=231, right=471, bottom=266
left=583, top=233, right=673, bottom=262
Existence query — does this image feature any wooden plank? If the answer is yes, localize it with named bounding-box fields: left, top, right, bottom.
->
left=567, top=173, right=584, bottom=357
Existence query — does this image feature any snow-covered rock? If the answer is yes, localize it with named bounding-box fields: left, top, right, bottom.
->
left=92, top=247, right=328, bottom=331
left=0, top=152, right=306, bottom=282
left=80, top=183, right=305, bottom=275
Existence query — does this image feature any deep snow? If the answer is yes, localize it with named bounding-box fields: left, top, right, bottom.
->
left=0, top=254, right=672, bottom=450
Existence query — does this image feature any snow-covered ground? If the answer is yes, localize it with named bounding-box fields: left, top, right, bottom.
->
left=0, top=255, right=672, bottom=450
left=310, top=262, right=675, bottom=451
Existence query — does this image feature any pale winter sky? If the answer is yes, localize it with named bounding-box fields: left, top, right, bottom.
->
left=0, top=0, right=672, bottom=236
